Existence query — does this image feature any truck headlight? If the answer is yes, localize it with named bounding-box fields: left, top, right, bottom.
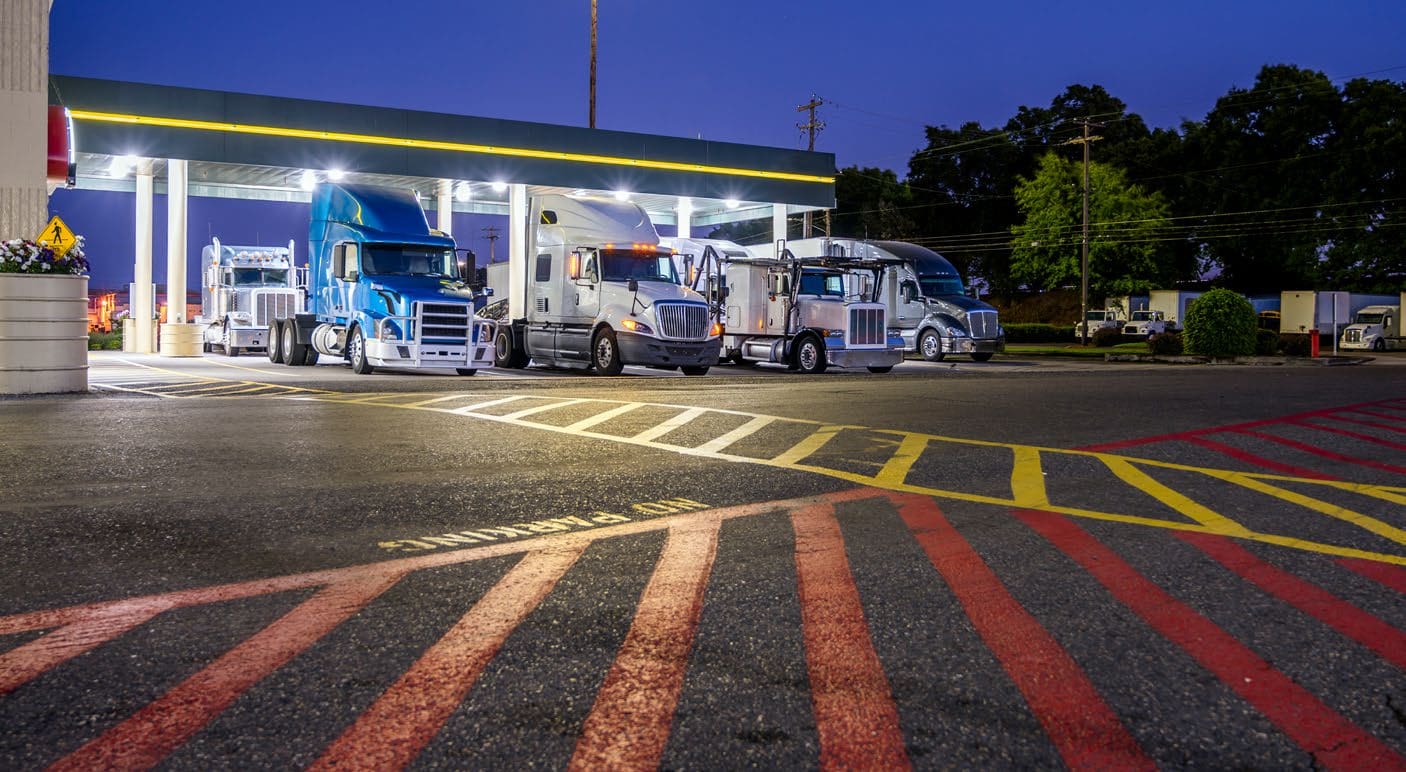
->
left=947, top=326, right=968, bottom=337
left=378, top=321, right=401, bottom=341
left=620, top=318, right=653, bottom=335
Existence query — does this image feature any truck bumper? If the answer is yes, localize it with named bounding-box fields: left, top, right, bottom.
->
left=617, top=332, right=721, bottom=367
left=366, top=339, right=495, bottom=370
left=826, top=347, right=904, bottom=368
left=942, top=336, right=1005, bottom=354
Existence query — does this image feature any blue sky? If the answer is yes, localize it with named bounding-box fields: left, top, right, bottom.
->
left=48, top=0, right=1406, bottom=288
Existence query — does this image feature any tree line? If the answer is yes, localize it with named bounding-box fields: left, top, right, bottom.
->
left=820, top=64, right=1405, bottom=297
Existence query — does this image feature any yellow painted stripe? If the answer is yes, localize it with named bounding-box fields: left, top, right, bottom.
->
left=872, top=433, right=929, bottom=488
left=1009, top=446, right=1050, bottom=508
left=1228, top=474, right=1406, bottom=546
left=1101, top=456, right=1251, bottom=536
left=769, top=425, right=846, bottom=467
left=402, top=393, right=477, bottom=408
left=70, top=109, right=835, bottom=185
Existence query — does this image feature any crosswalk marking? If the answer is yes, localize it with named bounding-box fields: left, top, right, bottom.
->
left=562, top=402, right=644, bottom=431
left=630, top=407, right=708, bottom=443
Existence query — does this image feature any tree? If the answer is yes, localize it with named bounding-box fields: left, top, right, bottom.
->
left=831, top=166, right=914, bottom=240
left=1009, top=153, right=1176, bottom=296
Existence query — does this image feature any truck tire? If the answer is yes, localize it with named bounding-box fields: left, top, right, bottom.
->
left=282, top=321, right=313, bottom=367
left=867, top=365, right=893, bottom=373
left=456, top=368, right=477, bottom=376
left=792, top=334, right=827, bottom=374
left=592, top=327, right=624, bottom=376
left=681, top=365, right=709, bottom=376
left=348, top=326, right=375, bottom=375
left=1373, top=339, right=1386, bottom=352
left=919, top=329, right=945, bottom=362
left=494, top=328, right=529, bottom=369
left=970, top=352, right=994, bottom=362
left=267, top=321, right=284, bottom=364
left=300, top=346, right=320, bottom=366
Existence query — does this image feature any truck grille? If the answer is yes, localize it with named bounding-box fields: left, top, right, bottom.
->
left=417, top=302, right=472, bottom=342
left=1346, top=329, right=1362, bottom=343
left=848, top=307, right=886, bottom=346
left=655, top=302, right=709, bottom=341
left=252, top=290, right=299, bottom=326
left=967, top=309, right=999, bottom=339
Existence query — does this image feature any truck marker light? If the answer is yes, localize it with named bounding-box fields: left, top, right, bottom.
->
left=69, top=110, right=835, bottom=185
left=711, top=323, right=723, bottom=337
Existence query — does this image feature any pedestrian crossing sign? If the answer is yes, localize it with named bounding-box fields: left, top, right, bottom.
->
left=37, top=215, right=76, bottom=257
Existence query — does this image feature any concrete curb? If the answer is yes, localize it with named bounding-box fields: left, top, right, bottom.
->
left=1105, top=354, right=1371, bottom=366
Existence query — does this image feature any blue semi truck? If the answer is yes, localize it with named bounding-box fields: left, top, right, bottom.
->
left=265, top=183, right=495, bottom=375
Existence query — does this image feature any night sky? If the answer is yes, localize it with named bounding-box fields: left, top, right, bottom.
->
left=47, top=0, right=1406, bottom=289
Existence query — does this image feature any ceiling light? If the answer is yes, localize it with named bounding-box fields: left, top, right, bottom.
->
left=613, top=190, right=631, bottom=201
left=299, top=170, right=318, bottom=191
left=724, top=199, right=740, bottom=209
left=454, top=182, right=472, bottom=202
left=490, top=180, right=507, bottom=193
left=327, top=168, right=345, bottom=182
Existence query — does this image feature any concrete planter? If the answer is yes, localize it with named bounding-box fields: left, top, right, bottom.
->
left=0, top=273, right=89, bottom=394
left=159, top=322, right=202, bottom=357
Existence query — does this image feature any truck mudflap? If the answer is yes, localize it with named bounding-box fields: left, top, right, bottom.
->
left=617, top=331, right=721, bottom=367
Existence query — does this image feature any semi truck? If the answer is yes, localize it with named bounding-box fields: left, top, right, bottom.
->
left=1340, top=300, right=1404, bottom=351
left=1074, top=308, right=1124, bottom=340
left=489, top=194, right=720, bottom=375
left=670, top=238, right=903, bottom=374
left=198, top=238, right=301, bottom=355
left=1123, top=309, right=1177, bottom=338
left=788, top=238, right=1004, bottom=362
left=264, top=183, right=495, bottom=375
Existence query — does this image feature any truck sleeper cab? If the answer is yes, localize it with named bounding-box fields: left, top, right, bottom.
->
left=1340, top=305, right=1402, bottom=351
left=198, top=238, right=301, bottom=356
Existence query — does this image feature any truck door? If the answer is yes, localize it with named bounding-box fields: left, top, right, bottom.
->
left=572, top=250, right=600, bottom=320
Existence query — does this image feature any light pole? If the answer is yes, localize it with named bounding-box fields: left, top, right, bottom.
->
left=589, top=0, right=597, bottom=129
left=1065, top=121, right=1102, bottom=345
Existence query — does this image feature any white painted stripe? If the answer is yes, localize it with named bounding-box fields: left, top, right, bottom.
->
left=694, top=416, right=778, bottom=454
left=632, top=407, right=708, bottom=444
left=500, top=398, right=591, bottom=421
left=403, top=393, right=478, bottom=408
left=562, top=403, right=644, bottom=432
left=450, top=395, right=533, bottom=414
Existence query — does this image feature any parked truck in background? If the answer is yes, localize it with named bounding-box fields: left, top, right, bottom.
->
left=1074, top=309, right=1124, bottom=340
left=1340, top=300, right=1404, bottom=351
left=263, top=183, right=495, bottom=375
left=489, top=194, right=720, bottom=375
left=789, top=238, right=1003, bottom=362
left=197, top=238, right=301, bottom=356
left=1123, top=309, right=1177, bottom=338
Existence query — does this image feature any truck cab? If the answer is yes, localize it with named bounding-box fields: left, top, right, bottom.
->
left=1074, top=309, right=1123, bottom=339
left=1123, top=309, right=1177, bottom=338
left=493, top=194, right=721, bottom=375
left=198, top=239, right=301, bottom=356
left=1340, top=305, right=1402, bottom=351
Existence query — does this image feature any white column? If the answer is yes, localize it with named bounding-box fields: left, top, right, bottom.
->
left=508, top=183, right=528, bottom=320
left=0, top=0, right=50, bottom=239
left=436, top=179, right=453, bottom=237
left=134, top=160, right=155, bottom=354
left=165, top=159, right=188, bottom=323
left=675, top=197, right=693, bottom=240
left=772, top=204, right=788, bottom=258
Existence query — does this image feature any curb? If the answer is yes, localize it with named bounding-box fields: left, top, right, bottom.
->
left=1104, top=354, right=1372, bottom=366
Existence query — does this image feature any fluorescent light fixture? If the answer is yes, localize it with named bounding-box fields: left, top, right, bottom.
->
left=570, top=189, right=590, bottom=198
left=327, top=168, right=345, bottom=181
left=299, top=170, right=318, bottom=191
left=490, top=180, right=508, bottom=193
left=454, top=181, right=472, bottom=202
left=107, top=154, right=138, bottom=178
left=613, top=190, right=631, bottom=201
left=724, top=199, right=740, bottom=209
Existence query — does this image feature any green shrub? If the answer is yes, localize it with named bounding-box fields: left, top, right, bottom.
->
left=1091, top=326, right=1122, bottom=347
left=1279, top=333, right=1312, bottom=357
left=1148, top=332, right=1184, bottom=355
left=88, top=331, right=123, bottom=351
left=1003, top=323, right=1073, bottom=343
left=1183, top=288, right=1256, bottom=357
left=1254, top=328, right=1280, bottom=356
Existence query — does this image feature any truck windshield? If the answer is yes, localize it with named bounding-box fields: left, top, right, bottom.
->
left=599, top=250, right=679, bottom=283
left=362, top=245, right=458, bottom=278
left=1086, top=311, right=1111, bottom=321
left=799, top=271, right=845, bottom=297
left=1131, top=311, right=1154, bottom=321
left=918, top=275, right=964, bottom=297
left=1355, top=312, right=1385, bottom=324
left=231, top=268, right=289, bottom=287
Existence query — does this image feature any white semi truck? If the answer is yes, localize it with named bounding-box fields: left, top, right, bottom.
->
left=1340, top=300, right=1404, bottom=351
left=198, top=238, right=302, bottom=355
left=489, top=195, right=721, bottom=375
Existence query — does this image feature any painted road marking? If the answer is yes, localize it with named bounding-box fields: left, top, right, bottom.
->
left=500, top=397, right=591, bottom=421
left=94, top=377, right=1406, bottom=566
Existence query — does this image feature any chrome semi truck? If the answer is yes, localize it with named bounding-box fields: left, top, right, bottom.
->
left=198, top=238, right=301, bottom=356
left=489, top=194, right=720, bottom=375
left=264, top=183, right=494, bottom=375
left=790, top=238, right=1004, bottom=362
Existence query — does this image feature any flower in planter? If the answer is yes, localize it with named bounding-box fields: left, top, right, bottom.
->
left=0, top=236, right=89, bottom=276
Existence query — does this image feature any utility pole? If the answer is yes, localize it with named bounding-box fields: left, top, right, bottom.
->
left=797, top=94, right=825, bottom=238
left=482, top=226, right=501, bottom=263
left=1065, top=121, right=1103, bottom=345
left=589, top=0, right=597, bottom=129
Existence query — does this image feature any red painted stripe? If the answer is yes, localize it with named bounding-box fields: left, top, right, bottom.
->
left=569, top=523, right=720, bottom=770
left=1338, top=559, right=1406, bottom=595
left=0, top=601, right=171, bottom=697
left=897, top=495, right=1153, bottom=769
left=1184, top=436, right=1334, bottom=479
left=1178, top=532, right=1406, bottom=670
left=1292, top=419, right=1406, bottom=452
left=1015, top=509, right=1404, bottom=769
left=313, top=547, right=585, bottom=771
left=1335, top=411, right=1406, bottom=432
left=1081, top=398, right=1406, bottom=452
left=50, top=573, right=404, bottom=772
left=791, top=502, right=911, bottom=771
left=1233, top=429, right=1406, bottom=475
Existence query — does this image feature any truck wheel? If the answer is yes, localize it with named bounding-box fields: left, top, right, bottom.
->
left=867, top=365, right=893, bottom=373
left=456, top=368, right=477, bottom=376
left=681, top=365, right=709, bottom=376
left=202, top=341, right=212, bottom=353
left=282, top=321, right=312, bottom=367
left=970, top=352, right=994, bottom=362
left=300, top=346, right=320, bottom=366
left=792, top=334, right=827, bottom=374
left=592, top=327, right=624, bottom=376
left=267, top=321, right=284, bottom=364
left=919, top=329, right=945, bottom=362
left=348, top=326, right=375, bottom=375
left=1373, top=339, right=1386, bottom=352
left=494, top=328, right=528, bottom=369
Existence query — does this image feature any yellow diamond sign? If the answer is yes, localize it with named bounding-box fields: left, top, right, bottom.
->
left=37, top=215, right=76, bottom=257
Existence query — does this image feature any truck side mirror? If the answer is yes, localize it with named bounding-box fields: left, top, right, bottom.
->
left=628, top=278, right=639, bottom=293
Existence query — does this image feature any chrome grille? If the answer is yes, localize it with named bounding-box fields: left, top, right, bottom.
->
left=655, top=302, right=709, bottom=341
left=1346, top=329, right=1362, bottom=343
left=966, top=309, right=998, bottom=339
left=252, top=290, right=298, bottom=326
left=418, top=302, right=471, bottom=342
left=848, top=307, right=885, bottom=346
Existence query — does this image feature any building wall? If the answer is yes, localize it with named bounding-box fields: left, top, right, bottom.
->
left=0, top=0, right=49, bottom=240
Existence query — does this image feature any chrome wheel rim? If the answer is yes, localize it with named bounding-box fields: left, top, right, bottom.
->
left=596, top=337, right=614, bottom=368
left=921, top=334, right=939, bottom=358
left=799, top=341, right=818, bottom=371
